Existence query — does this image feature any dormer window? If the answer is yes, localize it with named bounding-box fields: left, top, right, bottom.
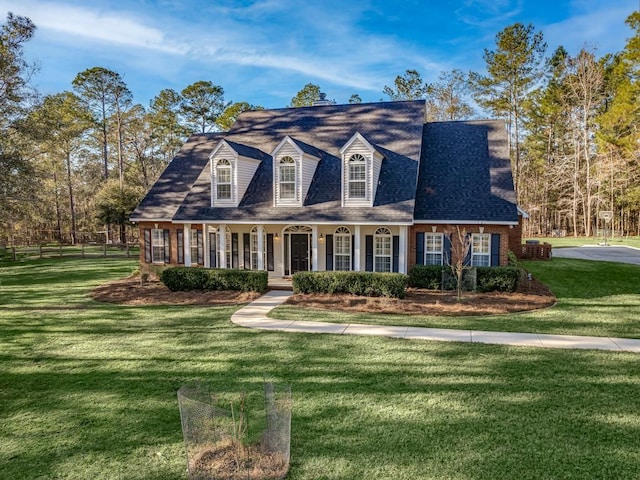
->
left=340, top=132, right=384, bottom=207
left=271, top=136, right=321, bottom=207
left=210, top=140, right=262, bottom=207
left=279, top=156, right=296, bottom=200
left=348, top=154, right=366, bottom=199
left=216, top=159, right=232, bottom=200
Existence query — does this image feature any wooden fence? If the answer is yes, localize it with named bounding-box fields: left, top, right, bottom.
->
left=1, top=243, right=140, bottom=262
left=517, top=242, right=552, bottom=260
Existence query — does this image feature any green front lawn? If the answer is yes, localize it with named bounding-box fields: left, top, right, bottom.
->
left=1, top=258, right=640, bottom=479
left=272, top=258, right=640, bottom=339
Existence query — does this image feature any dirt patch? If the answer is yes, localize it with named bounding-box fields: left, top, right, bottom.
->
left=284, top=277, right=555, bottom=316
left=189, top=441, right=288, bottom=480
left=90, top=277, right=262, bottom=306
left=92, top=275, right=555, bottom=316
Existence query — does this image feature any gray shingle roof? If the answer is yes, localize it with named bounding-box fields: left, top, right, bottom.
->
left=131, top=104, right=519, bottom=227
left=130, top=133, right=224, bottom=221
left=172, top=101, right=426, bottom=224
left=414, top=120, right=518, bottom=223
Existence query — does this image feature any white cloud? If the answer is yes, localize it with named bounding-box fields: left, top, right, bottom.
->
left=3, top=0, right=446, bottom=97
left=543, top=4, right=635, bottom=55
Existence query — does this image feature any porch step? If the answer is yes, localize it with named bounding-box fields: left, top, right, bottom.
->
left=267, top=275, right=293, bottom=291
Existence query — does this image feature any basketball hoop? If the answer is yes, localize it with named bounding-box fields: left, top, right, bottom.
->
left=599, top=211, right=613, bottom=223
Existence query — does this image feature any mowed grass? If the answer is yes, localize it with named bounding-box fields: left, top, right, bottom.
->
left=1, top=258, right=640, bottom=479
left=272, top=258, right=640, bottom=339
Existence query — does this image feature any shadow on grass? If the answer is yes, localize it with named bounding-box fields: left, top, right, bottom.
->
left=2, top=258, right=640, bottom=479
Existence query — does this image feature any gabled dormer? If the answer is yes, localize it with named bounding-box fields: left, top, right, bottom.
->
left=340, top=132, right=384, bottom=207
left=210, top=140, right=262, bottom=207
left=271, top=136, right=321, bottom=207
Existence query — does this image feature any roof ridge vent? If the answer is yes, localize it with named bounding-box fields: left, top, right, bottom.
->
left=312, top=92, right=333, bottom=106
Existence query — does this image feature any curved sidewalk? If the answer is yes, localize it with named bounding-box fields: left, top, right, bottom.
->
left=231, top=291, right=640, bottom=353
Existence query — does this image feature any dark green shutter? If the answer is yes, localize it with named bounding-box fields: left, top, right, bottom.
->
left=491, top=233, right=501, bottom=266
left=177, top=229, right=184, bottom=264
left=463, top=233, right=472, bottom=266
left=163, top=229, right=170, bottom=263
left=208, top=232, right=217, bottom=268
left=392, top=236, right=399, bottom=273
left=232, top=233, right=238, bottom=268
left=267, top=234, right=274, bottom=271
left=197, top=230, right=204, bottom=265
left=326, top=234, right=333, bottom=271
left=415, top=232, right=425, bottom=265
left=143, top=229, right=151, bottom=263
left=351, top=235, right=355, bottom=270
left=243, top=233, right=250, bottom=269
left=444, top=234, right=452, bottom=265
left=365, top=235, right=373, bottom=272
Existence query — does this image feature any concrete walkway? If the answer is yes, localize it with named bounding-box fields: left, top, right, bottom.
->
left=231, top=290, right=640, bottom=353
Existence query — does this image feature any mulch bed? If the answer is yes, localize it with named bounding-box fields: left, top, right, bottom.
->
left=91, top=276, right=555, bottom=316
left=90, top=277, right=262, bottom=306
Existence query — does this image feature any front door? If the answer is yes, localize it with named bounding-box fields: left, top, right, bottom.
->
left=290, top=234, right=309, bottom=273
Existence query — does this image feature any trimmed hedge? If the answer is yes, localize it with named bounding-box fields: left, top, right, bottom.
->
left=475, top=266, right=521, bottom=293
left=408, top=265, right=521, bottom=293
left=292, top=271, right=408, bottom=299
left=408, top=265, right=443, bottom=290
left=160, top=267, right=268, bottom=293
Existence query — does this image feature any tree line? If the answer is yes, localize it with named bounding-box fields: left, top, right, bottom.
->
left=1, top=11, right=639, bottom=246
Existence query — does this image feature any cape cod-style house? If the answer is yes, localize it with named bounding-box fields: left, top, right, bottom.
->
left=130, top=100, right=522, bottom=278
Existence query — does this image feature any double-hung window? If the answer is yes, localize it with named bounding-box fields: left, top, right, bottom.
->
left=425, top=233, right=443, bottom=265
left=250, top=226, right=267, bottom=270
left=334, top=226, right=351, bottom=271
left=151, top=229, right=165, bottom=264
left=471, top=233, right=490, bottom=266
left=191, top=230, right=200, bottom=265
left=348, top=154, right=366, bottom=199
left=216, top=159, right=232, bottom=200
left=374, top=227, right=392, bottom=272
left=279, top=156, right=296, bottom=200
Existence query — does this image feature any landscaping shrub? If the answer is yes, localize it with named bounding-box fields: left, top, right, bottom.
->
left=475, top=266, right=521, bottom=292
left=160, top=267, right=267, bottom=292
left=292, top=271, right=408, bottom=298
left=409, top=264, right=521, bottom=292
left=408, top=265, right=444, bottom=289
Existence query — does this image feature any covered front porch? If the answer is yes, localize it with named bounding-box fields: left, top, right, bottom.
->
left=180, top=223, right=410, bottom=275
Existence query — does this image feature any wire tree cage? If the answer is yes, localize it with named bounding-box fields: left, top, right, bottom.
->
left=177, top=383, right=292, bottom=480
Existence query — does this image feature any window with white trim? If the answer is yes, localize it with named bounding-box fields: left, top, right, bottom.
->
left=471, top=233, right=490, bottom=266
left=216, top=159, right=232, bottom=200
left=191, top=230, right=200, bottom=265
left=348, top=154, right=366, bottom=199
left=374, top=227, right=392, bottom=272
left=279, top=156, right=296, bottom=200
left=250, top=226, right=267, bottom=270
left=334, top=226, right=351, bottom=271
left=425, top=233, right=443, bottom=265
left=151, top=229, right=165, bottom=263
left=224, top=226, right=232, bottom=268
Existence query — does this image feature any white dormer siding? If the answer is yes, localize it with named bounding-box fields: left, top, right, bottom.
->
left=210, top=140, right=261, bottom=207
left=340, top=132, right=384, bottom=207
left=272, top=137, right=320, bottom=207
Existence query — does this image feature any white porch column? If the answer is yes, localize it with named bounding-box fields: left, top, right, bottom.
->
left=354, top=225, right=361, bottom=271
left=257, top=225, right=265, bottom=270
left=311, top=225, right=318, bottom=271
left=399, top=225, right=408, bottom=274
left=219, top=224, right=227, bottom=269
left=184, top=224, right=192, bottom=267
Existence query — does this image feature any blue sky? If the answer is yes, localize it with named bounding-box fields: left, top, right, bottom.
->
left=3, top=0, right=638, bottom=109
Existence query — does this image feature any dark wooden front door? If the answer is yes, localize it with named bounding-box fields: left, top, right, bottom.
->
left=291, top=234, right=309, bottom=273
